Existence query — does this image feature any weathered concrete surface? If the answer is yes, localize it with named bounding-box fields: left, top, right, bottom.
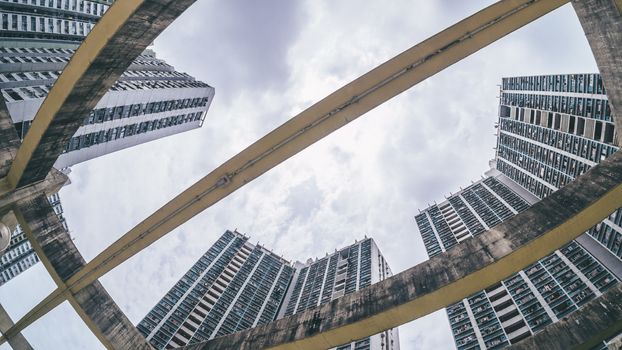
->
left=8, top=0, right=199, bottom=188
left=508, top=282, right=622, bottom=350
left=13, top=195, right=151, bottom=350
left=0, top=304, right=33, bottom=350
left=572, top=0, right=622, bottom=146
left=0, top=95, right=20, bottom=181
left=0, top=168, right=67, bottom=216
left=182, top=151, right=622, bottom=350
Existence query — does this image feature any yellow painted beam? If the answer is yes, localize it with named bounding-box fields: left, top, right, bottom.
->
left=64, top=0, right=569, bottom=295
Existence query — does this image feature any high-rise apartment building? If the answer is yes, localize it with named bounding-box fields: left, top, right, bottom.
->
left=0, top=0, right=214, bottom=283
left=280, top=238, right=400, bottom=350
left=138, top=232, right=400, bottom=350
left=1, top=1, right=214, bottom=169
left=497, top=74, right=619, bottom=260
left=416, top=174, right=619, bottom=349
left=2, top=46, right=214, bottom=169
left=415, top=73, right=622, bottom=350
left=137, top=230, right=295, bottom=349
left=0, top=192, right=67, bottom=285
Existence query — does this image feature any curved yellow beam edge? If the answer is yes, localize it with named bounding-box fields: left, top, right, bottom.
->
left=5, top=0, right=144, bottom=189
left=65, top=0, right=569, bottom=295
left=193, top=151, right=622, bottom=350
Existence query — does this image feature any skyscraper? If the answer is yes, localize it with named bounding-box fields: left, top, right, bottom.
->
left=137, top=230, right=295, bottom=349
left=280, top=238, right=400, bottom=350
left=1, top=1, right=214, bottom=169
left=138, top=232, right=400, bottom=350
left=0, top=0, right=214, bottom=283
left=497, top=74, right=619, bottom=260
left=415, top=73, right=622, bottom=350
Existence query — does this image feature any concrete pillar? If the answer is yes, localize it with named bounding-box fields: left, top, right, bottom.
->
left=15, top=195, right=151, bottom=350
left=572, top=0, right=622, bottom=145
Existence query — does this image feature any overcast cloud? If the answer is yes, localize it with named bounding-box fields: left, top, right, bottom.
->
left=0, top=1, right=599, bottom=349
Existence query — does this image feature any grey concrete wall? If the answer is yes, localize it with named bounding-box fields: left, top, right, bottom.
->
left=16, top=195, right=151, bottom=349
left=509, top=282, right=622, bottom=350
left=572, top=0, right=622, bottom=146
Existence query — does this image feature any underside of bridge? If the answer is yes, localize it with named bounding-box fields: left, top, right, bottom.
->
left=0, top=0, right=620, bottom=349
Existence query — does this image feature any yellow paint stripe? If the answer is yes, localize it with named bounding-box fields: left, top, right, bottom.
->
left=5, top=0, right=145, bottom=189
left=65, top=0, right=569, bottom=294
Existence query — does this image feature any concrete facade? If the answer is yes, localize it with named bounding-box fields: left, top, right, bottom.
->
left=139, top=232, right=399, bottom=350
left=280, top=239, right=400, bottom=350
left=138, top=230, right=294, bottom=349
left=0, top=0, right=214, bottom=284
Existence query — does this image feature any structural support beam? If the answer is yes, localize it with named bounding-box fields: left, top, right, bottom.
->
left=5, top=0, right=198, bottom=189
left=0, top=168, right=67, bottom=215
left=0, top=304, right=33, bottom=350
left=63, top=0, right=569, bottom=297
left=2, top=195, right=151, bottom=350
left=572, top=0, right=622, bottom=145
left=178, top=151, right=622, bottom=350
left=0, top=96, right=20, bottom=190
left=508, top=282, right=622, bottom=350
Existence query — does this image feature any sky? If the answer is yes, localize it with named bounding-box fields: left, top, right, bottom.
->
left=0, top=1, right=600, bottom=349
